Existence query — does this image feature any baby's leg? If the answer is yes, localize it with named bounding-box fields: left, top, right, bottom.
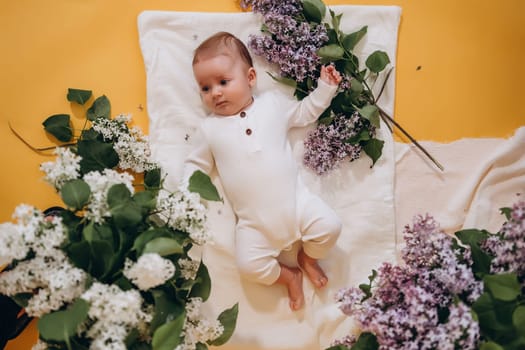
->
left=235, top=227, right=304, bottom=310
left=297, top=248, right=327, bottom=288
left=274, top=263, right=304, bottom=311
left=297, top=191, right=342, bottom=289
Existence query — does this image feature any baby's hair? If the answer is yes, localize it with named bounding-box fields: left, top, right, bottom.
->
left=193, top=31, right=253, bottom=68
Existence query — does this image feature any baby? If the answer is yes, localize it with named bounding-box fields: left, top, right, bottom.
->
left=185, top=32, right=342, bottom=310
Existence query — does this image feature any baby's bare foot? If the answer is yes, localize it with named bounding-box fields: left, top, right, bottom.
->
left=287, top=267, right=304, bottom=310
left=298, top=249, right=328, bottom=288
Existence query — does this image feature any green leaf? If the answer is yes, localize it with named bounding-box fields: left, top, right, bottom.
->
left=479, top=342, right=504, bottom=350
left=106, top=183, right=131, bottom=204
left=350, top=79, right=364, bottom=94
left=60, top=179, right=91, bottom=211
left=11, top=293, right=33, bottom=308
left=38, top=298, right=89, bottom=342
left=330, top=92, right=351, bottom=115
left=64, top=241, right=91, bottom=270
left=346, top=129, right=370, bottom=144
left=189, top=261, right=211, bottom=301
left=358, top=105, right=380, bottom=128
left=351, top=332, right=379, bottom=350
left=134, top=190, right=157, bottom=211
left=484, top=273, right=521, bottom=301
left=342, top=26, right=368, bottom=51
left=302, top=0, right=326, bottom=23
left=208, top=303, right=239, bottom=346
left=143, top=237, right=183, bottom=256
left=67, top=88, right=92, bottom=105
left=317, top=44, right=345, bottom=61
left=343, top=54, right=359, bottom=75
left=89, top=240, right=115, bottom=278
left=42, top=114, right=73, bottom=142
left=132, top=228, right=172, bottom=256
left=455, top=229, right=492, bottom=277
left=107, top=184, right=143, bottom=228
left=358, top=283, right=371, bottom=298
left=150, top=290, right=184, bottom=332
left=366, top=50, right=390, bottom=73
left=152, top=312, right=185, bottom=350
left=87, top=95, right=111, bottom=121
left=513, top=306, right=525, bottom=333
left=362, top=138, right=384, bottom=166
left=196, top=343, right=208, bottom=350
left=80, top=128, right=99, bottom=141
left=499, top=207, right=512, bottom=220
left=188, top=170, right=221, bottom=201
left=82, top=221, right=113, bottom=243
left=77, top=139, right=119, bottom=173
left=330, top=10, right=342, bottom=32
left=145, top=168, right=162, bottom=189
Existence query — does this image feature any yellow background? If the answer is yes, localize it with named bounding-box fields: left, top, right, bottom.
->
left=1, top=1, right=524, bottom=348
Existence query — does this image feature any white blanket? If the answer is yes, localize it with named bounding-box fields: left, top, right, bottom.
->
left=395, top=127, right=525, bottom=241
left=138, top=6, right=401, bottom=349
left=138, top=7, right=523, bottom=350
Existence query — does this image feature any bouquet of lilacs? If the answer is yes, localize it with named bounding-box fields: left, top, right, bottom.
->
left=0, top=89, right=237, bottom=350
left=241, top=0, right=442, bottom=174
left=331, top=198, right=525, bottom=350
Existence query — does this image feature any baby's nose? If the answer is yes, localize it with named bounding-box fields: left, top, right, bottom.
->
left=212, top=85, right=222, bottom=97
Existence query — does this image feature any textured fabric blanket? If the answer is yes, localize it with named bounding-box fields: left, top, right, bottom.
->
left=137, top=7, right=524, bottom=350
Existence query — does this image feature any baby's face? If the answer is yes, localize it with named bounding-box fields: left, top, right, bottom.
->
left=193, top=54, right=256, bottom=116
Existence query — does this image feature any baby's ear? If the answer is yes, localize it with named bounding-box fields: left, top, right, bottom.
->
left=247, top=67, right=257, bottom=87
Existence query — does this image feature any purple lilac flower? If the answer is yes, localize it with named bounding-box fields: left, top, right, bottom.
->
left=303, top=113, right=364, bottom=175
left=334, top=214, right=482, bottom=349
left=241, top=0, right=302, bottom=17
left=482, top=199, right=525, bottom=281
left=402, top=214, right=483, bottom=303
left=331, top=334, right=357, bottom=348
left=245, top=0, right=328, bottom=82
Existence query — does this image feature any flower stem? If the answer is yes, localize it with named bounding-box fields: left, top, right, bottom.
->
left=378, top=108, right=444, bottom=171
left=8, top=122, right=76, bottom=153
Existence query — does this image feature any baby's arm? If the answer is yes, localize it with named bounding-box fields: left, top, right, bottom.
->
left=286, top=65, right=341, bottom=128
left=181, top=128, right=215, bottom=188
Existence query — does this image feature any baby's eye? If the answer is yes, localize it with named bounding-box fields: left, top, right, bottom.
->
left=220, top=79, right=228, bottom=86
left=201, top=86, right=210, bottom=93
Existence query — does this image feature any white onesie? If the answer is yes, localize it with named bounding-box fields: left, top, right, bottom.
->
left=184, top=80, right=342, bottom=285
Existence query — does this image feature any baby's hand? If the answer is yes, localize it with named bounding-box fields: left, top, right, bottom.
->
left=320, top=65, right=342, bottom=86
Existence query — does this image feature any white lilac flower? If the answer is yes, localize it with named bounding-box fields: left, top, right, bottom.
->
left=178, top=297, right=224, bottom=349
left=40, top=147, right=82, bottom=190
left=113, top=133, right=157, bottom=173
left=92, top=114, right=131, bottom=140
left=12, top=204, right=45, bottom=243
left=179, top=258, right=200, bottom=280
left=123, top=253, right=176, bottom=290
left=0, top=250, right=88, bottom=317
left=156, top=187, right=209, bottom=245
left=31, top=340, right=50, bottom=350
left=31, top=215, right=67, bottom=257
left=0, top=222, right=29, bottom=264
left=82, top=169, right=135, bottom=223
left=0, top=205, right=67, bottom=265
left=81, top=282, right=152, bottom=349
left=92, top=115, right=158, bottom=173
